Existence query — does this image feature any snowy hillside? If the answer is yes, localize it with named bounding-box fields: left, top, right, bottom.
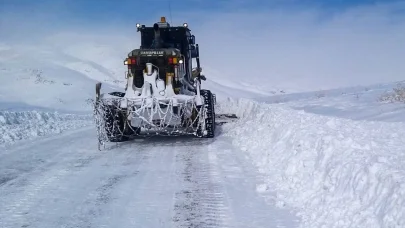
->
left=201, top=66, right=294, bottom=98
left=0, top=43, right=124, bottom=113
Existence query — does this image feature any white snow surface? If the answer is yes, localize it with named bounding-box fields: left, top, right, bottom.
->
left=255, top=81, right=405, bottom=122
left=218, top=94, right=405, bottom=228
left=0, top=43, right=123, bottom=113
left=0, top=125, right=300, bottom=228
left=0, top=110, right=91, bottom=146
left=2, top=40, right=405, bottom=228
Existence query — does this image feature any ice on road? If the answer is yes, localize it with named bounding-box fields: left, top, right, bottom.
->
left=0, top=126, right=299, bottom=228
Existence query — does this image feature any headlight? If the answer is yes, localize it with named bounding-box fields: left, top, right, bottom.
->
left=136, top=23, right=141, bottom=28
left=183, top=23, right=188, bottom=28
left=179, top=59, right=184, bottom=64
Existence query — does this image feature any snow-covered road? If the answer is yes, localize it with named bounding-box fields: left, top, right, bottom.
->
left=0, top=126, right=299, bottom=228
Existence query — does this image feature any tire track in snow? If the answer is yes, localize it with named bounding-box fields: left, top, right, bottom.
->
left=173, top=139, right=234, bottom=228
left=114, top=138, right=180, bottom=228
left=0, top=167, right=71, bottom=228
left=0, top=126, right=300, bottom=228
left=54, top=142, right=150, bottom=228
left=0, top=130, right=147, bottom=228
left=61, top=136, right=182, bottom=228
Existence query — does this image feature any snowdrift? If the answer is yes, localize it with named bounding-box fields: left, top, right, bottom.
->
left=0, top=111, right=92, bottom=146
left=219, top=98, right=405, bottom=228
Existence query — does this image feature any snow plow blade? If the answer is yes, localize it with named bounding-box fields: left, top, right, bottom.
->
left=93, top=83, right=216, bottom=145
left=215, top=114, right=238, bottom=125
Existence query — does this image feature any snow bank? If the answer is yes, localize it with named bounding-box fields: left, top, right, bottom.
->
left=220, top=99, right=405, bottom=228
left=0, top=111, right=92, bottom=145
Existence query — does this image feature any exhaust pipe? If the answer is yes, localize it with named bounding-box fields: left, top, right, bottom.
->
left=153, top=23, right=162, bottom=48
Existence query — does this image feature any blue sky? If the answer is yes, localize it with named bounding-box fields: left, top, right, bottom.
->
left=1, top=0, right=403, bottom=26
left=1, top=0, right=404, bottom=33
left=1, top=0, right=405, bottom=90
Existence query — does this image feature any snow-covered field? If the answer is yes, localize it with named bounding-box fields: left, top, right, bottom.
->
left=256, top=81, right=405, bottom=122
left=1, top=41, right=405, bottom=227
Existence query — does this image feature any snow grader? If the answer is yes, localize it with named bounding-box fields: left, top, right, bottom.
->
left=93, top=17, right=223, bottom=146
